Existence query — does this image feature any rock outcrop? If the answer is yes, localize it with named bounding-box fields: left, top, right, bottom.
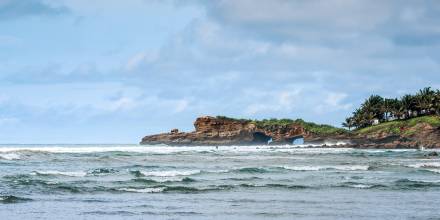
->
left=140, top=116, right=440, bottom=148
left=140, top=116, right=343, bottom=146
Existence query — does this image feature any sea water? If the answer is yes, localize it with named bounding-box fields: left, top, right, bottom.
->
left=0, top=144, right=439, bottom=219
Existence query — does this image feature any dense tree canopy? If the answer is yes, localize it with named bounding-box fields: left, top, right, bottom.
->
left=344, top=87, right=440, bottom=130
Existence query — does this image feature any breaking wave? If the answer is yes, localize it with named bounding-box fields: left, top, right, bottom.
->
left=31, top=171, right=88, bottom=177
left=0, top=153, right=21, bottom=160
left=0, top=145, right=358, bottom=155
left=282, top=165, right=370, bottom=171
left=407, top=162, right=440, bottom=169
left=135, top=170, right=201, bottom=177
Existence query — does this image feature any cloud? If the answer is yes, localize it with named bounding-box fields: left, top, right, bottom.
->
left=0, top=0, right=70, bottom=20
left=0, top=116, right=19, bottom=125
left=0, top=35, right=21, bottom=47
left=314, top=92, right=352, bottom=114
left=0, top=82, right=196, bottom=124
left=115, top=1, right=440, bottom=125
left=125, top=51, right=159, bottom=72
left=199, top=0, right=440, bottom=45
left=2, top=0, right=440, bottom=143
left=174, top=99, right=189, bottom=113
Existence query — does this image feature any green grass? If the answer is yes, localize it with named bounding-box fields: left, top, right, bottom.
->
left=216, top=116, right=347, bottom=136
left=215, top=116, right=251, bottom=123
left=292, top=119, right=348, bottom=136
left=251, top=118, right=295, bottom=128
left=355, top=115, right=440, bottom=135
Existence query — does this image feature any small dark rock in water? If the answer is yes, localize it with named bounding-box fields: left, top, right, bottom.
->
left=425, top=152, right=439, bottom=157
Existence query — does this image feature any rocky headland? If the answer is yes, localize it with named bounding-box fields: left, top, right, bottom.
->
left=140, top=116, right=440, bottom=148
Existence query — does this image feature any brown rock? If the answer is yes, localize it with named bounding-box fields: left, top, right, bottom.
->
left=141, top=116, right=312, bottom=146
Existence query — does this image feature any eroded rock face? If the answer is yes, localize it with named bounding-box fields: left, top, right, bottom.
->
left=140, top=116, right=307, bottom=146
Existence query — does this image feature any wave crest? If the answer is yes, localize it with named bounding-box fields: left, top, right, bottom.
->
left=131, top=170, right=201, bottom=177
left=31, top=171, right=87, bottom=177
left=282, top=165, right=369, bottom=171
left=0, top=153, right=21, bottom=160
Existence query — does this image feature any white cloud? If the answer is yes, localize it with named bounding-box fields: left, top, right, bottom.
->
left=314, top=92, right=352, bottom=114
left=243, top=88, right=302, bottom=115
left=174, top=99, right=189, bottom=113
left=0, top=116, right=19, bottom=125
left=106, top=97, right=139, bottom=111
left=125, top=51, right=158, bottom=72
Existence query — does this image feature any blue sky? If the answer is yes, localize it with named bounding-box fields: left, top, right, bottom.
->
left=1, top=0, right=440, bottom=143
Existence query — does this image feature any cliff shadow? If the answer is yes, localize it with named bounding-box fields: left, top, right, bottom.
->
left=252, top=132, right=272, bottom=144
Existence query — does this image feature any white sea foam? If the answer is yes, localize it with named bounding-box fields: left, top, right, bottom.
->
left=0, top=153, right=21, bottom=160
left=1, top=144, right=432, bottom=156
left=0, top=145, right=356, bottom=154
left=407, top=162, right=440, bottom=168
left=290, top=141, right=350, bottom=148
left=146, top=176, right=187, bottom=182
left=118, top=187, right=164, bottom=193
left=206, top=169, right=229, bottom=173
left=283, top=165, right=369, bottom=171
left=139, top=170, right=200, bottom=177
left=31, top=170, right=87, bottom=177
left=346, top=183, right=374, bottom=189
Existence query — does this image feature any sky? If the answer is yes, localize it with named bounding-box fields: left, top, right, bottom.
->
left=1, top=0, right=440, bottom=144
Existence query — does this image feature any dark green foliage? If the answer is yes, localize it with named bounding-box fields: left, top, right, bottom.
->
left=216, top=116, right=347, bottom=136
left=346, top=87, right=440, bottom=129
left=216, top=116, right=251, bottom=123
left=252, top=118, right=294, bottom=128
left=291, top=119, right=347, bottom=135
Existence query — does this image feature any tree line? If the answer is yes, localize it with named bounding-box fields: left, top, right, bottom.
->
left=343, top=87, right=440, bottom=130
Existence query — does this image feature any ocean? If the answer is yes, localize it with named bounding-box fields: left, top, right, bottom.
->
left=0, top=144, right=439, bottom=219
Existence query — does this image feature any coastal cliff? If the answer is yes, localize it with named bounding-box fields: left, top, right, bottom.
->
left=140, top=116, right=346, bottom=145
left=140, top=116, right=440, bottom=148
left=141, top=116, right=328, bottom=145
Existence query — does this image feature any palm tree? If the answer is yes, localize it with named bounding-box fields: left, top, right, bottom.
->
left=351, top=108, right=363, bottom=129
left=415, top=87, right=435, bottom=115
left=342, top=117, right=354, bottom=131
left=392, top=100, right=406, bottom=120
left=400, top=95, right=415, bottom=118
left=345, top=87, right=439, bottom=130
left=362, top=95, right=385, bottom=122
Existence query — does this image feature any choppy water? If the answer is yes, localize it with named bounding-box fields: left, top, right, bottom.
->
left=1, top=144, right=440, bottom=219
